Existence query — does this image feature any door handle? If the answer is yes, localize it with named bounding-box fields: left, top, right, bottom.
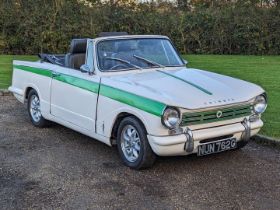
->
left=52, top=72, right=61, bottom=77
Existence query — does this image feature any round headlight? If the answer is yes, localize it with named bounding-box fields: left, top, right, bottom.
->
left=162, top=107, right=181, bottom=129
left=253, top=95, right=267, bottom=114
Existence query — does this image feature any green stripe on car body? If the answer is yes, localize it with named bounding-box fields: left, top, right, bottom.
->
left=13, top=65, right=166, bottom=117
left=157, top=70, right=213, bottom=95
left=14, top=65, right=99, bottom=93
left=100, top=84, right=166, bottom=117
left=14, top=65, right=53, bottom=77
left=55, top=74, right=100, bottom=93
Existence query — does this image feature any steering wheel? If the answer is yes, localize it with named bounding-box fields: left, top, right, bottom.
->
left=110, top=64, right=129, bottom=70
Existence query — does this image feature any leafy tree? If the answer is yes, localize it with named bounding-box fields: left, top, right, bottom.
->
left=0, top=0, right=279, bottom=55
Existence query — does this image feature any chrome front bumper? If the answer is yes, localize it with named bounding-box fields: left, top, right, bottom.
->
left=147, top=118, right=263, bottom=156
left=241, top=118, right=251, bottom=142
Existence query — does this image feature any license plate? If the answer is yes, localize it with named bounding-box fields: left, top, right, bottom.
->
left=197, top=138, right=237, bottom=156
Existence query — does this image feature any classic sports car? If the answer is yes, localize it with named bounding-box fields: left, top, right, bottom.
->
left=9, top=32, right=267, bottom=169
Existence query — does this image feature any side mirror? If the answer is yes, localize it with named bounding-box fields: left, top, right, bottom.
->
left=80, top=64, right=90, bottom=73
left=183, top=59, right=188, bottom=66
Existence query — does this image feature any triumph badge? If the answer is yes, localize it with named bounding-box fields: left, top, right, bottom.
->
left=216, top=111, right=223, bottom=118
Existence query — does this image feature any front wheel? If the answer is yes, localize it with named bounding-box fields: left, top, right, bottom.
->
left=117, top=116, right=156, bottom=169
left=236, top=140, right=249, bottom=149
left=27, top=89, right=50, bottom=127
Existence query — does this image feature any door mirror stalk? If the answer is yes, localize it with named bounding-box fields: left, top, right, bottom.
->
left=80, top=64, right=94, bottom=75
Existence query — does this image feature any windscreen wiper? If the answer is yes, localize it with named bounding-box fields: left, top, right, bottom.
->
left=133, top=55, right=165, bottom=68
left=105, top=57, right=142, bottom=70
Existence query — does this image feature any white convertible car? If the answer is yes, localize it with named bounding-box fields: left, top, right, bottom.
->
left=9, top=33, right=267, bottom=169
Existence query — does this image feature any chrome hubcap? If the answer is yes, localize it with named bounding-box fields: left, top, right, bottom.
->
left=120, top=125, right=141, bottom=162
left=30, top=95, right=41, bottom=122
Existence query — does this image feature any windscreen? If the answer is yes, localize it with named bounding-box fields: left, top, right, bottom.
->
left=97, top=38, right=184, bottom=71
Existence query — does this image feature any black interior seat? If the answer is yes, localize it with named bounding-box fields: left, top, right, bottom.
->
left=65, top=39, right=87, bottom=70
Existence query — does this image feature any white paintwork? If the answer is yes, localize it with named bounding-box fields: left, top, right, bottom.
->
left=101, top=67, right=263, bottom=109
left=12, top=61, right=53, bottom=119
left=50, top=67, right=100, bottom=131
left=148, top=119, right=263, bottom=156
left=9, top=35, right=266, bottom=156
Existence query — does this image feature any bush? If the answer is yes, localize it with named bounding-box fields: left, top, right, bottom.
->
left=0, top=0, right=279, bottom=55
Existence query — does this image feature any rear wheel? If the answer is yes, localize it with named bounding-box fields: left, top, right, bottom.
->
left=27, top=89, right=49, bottom=127
left=117, top=116, right=156, bottom=169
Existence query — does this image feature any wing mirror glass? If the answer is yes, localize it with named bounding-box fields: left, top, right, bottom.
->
left=80, top=64, right=90, bottom=73
left=183, top=59, right=188, bottom=66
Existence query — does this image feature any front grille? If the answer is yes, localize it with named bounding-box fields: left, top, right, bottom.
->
left=181, top=104, right=252, bottom=126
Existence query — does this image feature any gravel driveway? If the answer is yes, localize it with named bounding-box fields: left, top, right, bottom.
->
left=1, top=96, right=280, bottom=210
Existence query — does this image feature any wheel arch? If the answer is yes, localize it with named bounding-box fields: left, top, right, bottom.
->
left=110, top=111, right=148, bottom=145
left=24, top=84, right=41, bottom=103
left=25, top=87, right=33, bottom=100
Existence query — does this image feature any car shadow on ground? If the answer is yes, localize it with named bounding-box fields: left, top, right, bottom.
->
left=49, top=121, right=251, bottom=172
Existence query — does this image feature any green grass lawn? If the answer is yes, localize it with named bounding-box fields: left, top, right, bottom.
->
left=0, top=55, right=37, bottom=89
left=0, top=54, right=279, bottom=138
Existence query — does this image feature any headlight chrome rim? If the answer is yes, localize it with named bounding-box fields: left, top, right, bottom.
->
left=253, top=94, right=267, bottom=114
left=161, top=107, right=182, bottom=129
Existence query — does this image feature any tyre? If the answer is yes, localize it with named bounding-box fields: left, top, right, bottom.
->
left=27, top=89, right=49, bottom=127
left=236, top=140, right=249, bottom=149
left=117, top=116, right=156, bottom=169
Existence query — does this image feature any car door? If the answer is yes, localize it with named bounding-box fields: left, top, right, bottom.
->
left=50, top=40, right=99, bottom=131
